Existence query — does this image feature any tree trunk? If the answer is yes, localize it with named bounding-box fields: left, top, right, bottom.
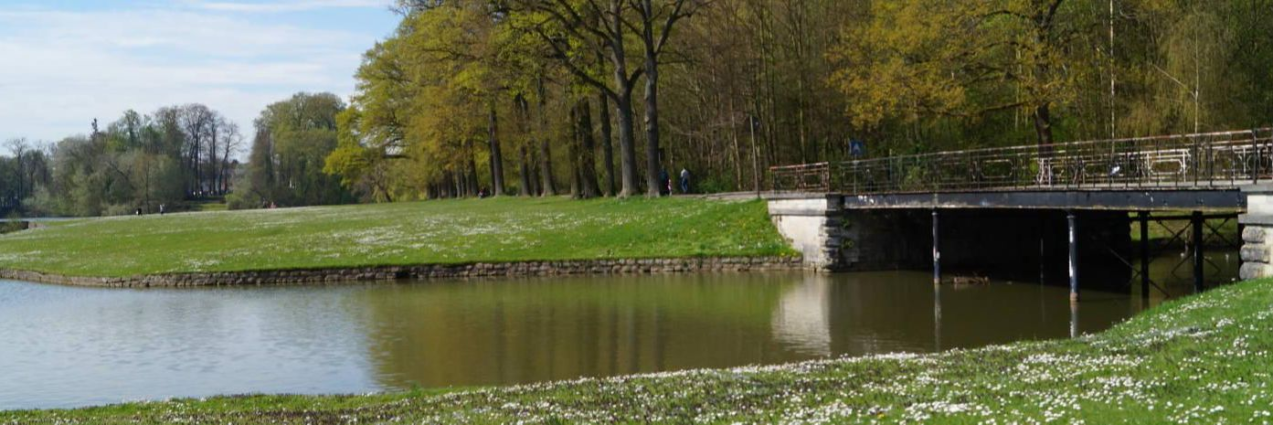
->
left=453, top=170, right=463, bottom=198
left=568, top=105, right=582, bottom=198
left=1034, top=102, right=1054, bottom=150
left=519, top=145, right=532, bottom=197
left=467, top=153, right=480, bottom=197
left=599, top=91, right=616, bottom=197
left=539, top=137, right=556, bottom=196
left=641, top=3, right=663, bottom=198
left=514, top=95, right=535, bottom=197
left=578, top=99, right=600, bottom=198
left=528, top=146, right=542, bottom=196
left=610, top=0, right=640, bottom=198
left=487, top=102, right=505, bottom=196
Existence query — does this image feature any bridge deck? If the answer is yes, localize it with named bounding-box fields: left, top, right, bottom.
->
left=767, top=189, right=1244, bottom=212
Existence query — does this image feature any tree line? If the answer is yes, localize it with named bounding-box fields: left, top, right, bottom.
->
left=2, top=105, right=245, bottom=216
left=5, top=0, right=1271, bottom=215
left=324, top=0, right=1273, bottom=202
left=0, top=94, right=356, bottom=216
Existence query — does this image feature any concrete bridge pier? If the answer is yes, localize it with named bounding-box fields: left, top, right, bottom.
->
left=767, top=195, right=932, bottom=272
left=766, top=195, right=848, bottom=271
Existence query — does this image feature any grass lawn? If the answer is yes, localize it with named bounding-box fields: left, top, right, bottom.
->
left=0, top=197, right=794, bottom=277
left=4, top=278, right=1272, bottom=424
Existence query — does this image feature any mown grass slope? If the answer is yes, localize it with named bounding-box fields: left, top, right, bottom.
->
left=0, top=197, right=794, bottom=277
left=4, top=279, right=1273, bottom=424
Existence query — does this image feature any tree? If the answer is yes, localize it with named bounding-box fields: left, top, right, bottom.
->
left=831, top=0, right=1080, bottom=148
left=238, top=93, right=352, bottom=209
left=633, top=0, right=702, bottom=196
left=510, top=0, right=645, bottom=197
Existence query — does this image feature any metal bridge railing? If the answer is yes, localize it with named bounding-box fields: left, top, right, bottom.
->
left=770, top=128, right=1273, bottom=194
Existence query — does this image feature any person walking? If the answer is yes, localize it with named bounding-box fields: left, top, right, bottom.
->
left=679, top=168, right=691, bottom=194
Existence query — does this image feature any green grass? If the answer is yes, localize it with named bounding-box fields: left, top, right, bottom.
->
left=5, top=278, right=1273, bottom=424
left=0, top=197, right=795, bottom=277
left=190, top=200, right=229, bottom=212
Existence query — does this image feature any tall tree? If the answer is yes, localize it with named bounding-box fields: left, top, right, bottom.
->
left=633, top=0, right=700, bottom=196
left=510, top=0, right=645, bottom=197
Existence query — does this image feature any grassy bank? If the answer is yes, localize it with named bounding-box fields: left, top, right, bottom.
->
left=0, top=197, right=793, bottom=278
left=4, top=279, right=1272, bottom=424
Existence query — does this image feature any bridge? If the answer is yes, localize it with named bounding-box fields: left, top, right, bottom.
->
left=764, top=128, right=1273, bottom=302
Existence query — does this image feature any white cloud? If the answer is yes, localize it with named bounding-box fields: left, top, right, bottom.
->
left=0, top=5, right=393, bottom=145
left=186, top=0, right=389, bottom=13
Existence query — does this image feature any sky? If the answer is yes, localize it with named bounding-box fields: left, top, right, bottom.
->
left=0, top=0, right=400, bottom=145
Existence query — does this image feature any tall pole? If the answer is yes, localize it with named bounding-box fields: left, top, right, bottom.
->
left=933, top=283, right=942, bottom=351
left=1068, top=211, right=1079, bottom=303
left=1192, top=211, right=1205, bottom=293
left=932, top=210, right=941, bottom=285
left=1070, top=300, right=1080, bottom=339
left=1109, top=0, right=1117, bottom=140
left=749, top=116, right=761, bottom=194
left=1139, top=211, right=1150, bottom=299
left=1039, top=225, right=1046, bottom=284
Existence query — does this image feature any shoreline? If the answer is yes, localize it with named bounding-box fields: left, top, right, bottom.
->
left=3, top=278, right=1266, bottom=423
left=0, top=255, right=805, bottom=288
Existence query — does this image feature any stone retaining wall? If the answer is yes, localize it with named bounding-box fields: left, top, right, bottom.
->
left=1241, top=185, right=1273, bottom=279
left=0, top=256, right=804, bottom=288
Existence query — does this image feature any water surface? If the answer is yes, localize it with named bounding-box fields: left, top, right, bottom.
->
left=0, top=269, right=1188, bottom=411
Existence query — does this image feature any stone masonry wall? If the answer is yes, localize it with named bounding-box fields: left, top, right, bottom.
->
left=1241, top=185, right=1273, bottom=279
left=0, top=256, right=804, bottom=288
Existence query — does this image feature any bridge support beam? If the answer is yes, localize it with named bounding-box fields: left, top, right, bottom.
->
left=1139, top=212, right=1151, bottom=299
left=1192, top=211, right=1206, bottom=293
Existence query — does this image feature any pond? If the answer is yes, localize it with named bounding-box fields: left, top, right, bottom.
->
left=2, top=258, right=1235, bottom=412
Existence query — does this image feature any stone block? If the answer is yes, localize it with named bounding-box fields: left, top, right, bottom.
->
left=1240, top=262, right=1273, bottom=280
left=1244, top=225, right=1270, bottom=244
left=1242, top=245, right=1272, bottom=263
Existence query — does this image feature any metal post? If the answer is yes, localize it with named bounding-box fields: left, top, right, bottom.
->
left=933, top=283, right=942, bottom=351
left=1039, top=224, right=1046, bottom=284
left=1192, top=211, right=1205, bottom=293
left=1068, top=211, right=1079, bottom=302
left=1070, top=300, right=1080, bottom=339
left=932, top=210, right=941, bottom=285
left=1139, top=211, right=1150, bottom=299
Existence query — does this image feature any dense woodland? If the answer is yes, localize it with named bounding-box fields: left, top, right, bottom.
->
left=323, top=0, right=1273, bottom=202
left=3, top=0, right=1272, bottom=215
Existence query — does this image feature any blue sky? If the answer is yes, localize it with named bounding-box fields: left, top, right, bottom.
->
left=0, top=0, right=400, bottom=144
